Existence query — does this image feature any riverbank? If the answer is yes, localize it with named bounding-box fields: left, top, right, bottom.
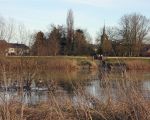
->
left=0, top=56, right=97, bottom=71
left=0, top=56, right=150, bottom=72
left=102, top=57, right=150, bottom=70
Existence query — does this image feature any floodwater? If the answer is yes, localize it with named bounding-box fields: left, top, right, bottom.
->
left=0, top=69, right=150, bottom=105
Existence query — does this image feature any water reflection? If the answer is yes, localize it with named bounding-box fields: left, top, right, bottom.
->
left=85, top=70, right=150, bottom=101
left=0, top=70, right=150, bottom=105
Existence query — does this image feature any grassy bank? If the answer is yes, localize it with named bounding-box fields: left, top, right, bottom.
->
left=105, top=57, right=150, bottom=70
left=0, top=56, right=97, bottom=71
left=107, top=57, right=150, bottom=62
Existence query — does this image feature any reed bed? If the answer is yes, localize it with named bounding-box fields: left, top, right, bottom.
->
left=0, top=56, right=97, bottom=72
left=106, top=57, right=150, bottom=70
left=0, top=58, right=78, bottom=72
left=125, top=60, right=150, bottom=70
left=0, top=70, right=149, bottom=120
left=0, top=92, right=150, bottom=120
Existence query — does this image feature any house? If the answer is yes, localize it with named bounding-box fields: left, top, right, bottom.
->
left=141, top=44, right=150, bottom=57
left=0, top=40, right=30, bottom=56
left=6, top=43, right=30, bottom=56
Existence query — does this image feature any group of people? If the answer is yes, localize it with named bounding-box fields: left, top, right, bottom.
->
left=98, top=55, right=105, bottom=65
left=97, top=54, right=112, bottom=71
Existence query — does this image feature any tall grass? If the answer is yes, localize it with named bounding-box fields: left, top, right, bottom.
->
left=106, top=58, right=150, bottom=70
left=0, top=56, right=97, bottom=72
left=125, top=60, right=150, bottom=70
left=0, top=70, right=149, bottom=119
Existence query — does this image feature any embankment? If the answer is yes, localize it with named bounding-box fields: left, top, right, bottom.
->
left=106, top=57, right=150, bottom=70
left=0, top=56, right=97, bottom=71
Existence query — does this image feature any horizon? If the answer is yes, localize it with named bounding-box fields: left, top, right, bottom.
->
left=0, top=0, right=150, bottom=43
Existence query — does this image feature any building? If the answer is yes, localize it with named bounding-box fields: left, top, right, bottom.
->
left=6, top=43, right=30, bottom=56
left=101, top=26, right=109, bottom=45
left=100, top=26, right=112, bottom=56
left=141, top=44, right=150, bottom=56
left=0, top=40, right=30, bottom=56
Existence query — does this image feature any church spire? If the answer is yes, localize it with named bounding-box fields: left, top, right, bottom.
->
left=103, top=24, right=106, bottom=35
left=101, top=24, right=108, bottom=45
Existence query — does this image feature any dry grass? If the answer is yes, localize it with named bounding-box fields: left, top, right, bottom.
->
left=125, top=60, right=150, bottom=70
left=0, top=56, right=97, bottom=72
left=0, top=58, right=78, bottom=72
left=0, top=92, right=150, bottom=120
left=0, top=70, right=150, bottom=120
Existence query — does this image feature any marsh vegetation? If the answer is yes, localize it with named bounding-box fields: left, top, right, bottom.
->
left=0, top=57, right=149, bottom=120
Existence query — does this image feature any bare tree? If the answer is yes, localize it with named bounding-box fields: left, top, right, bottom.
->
left=0, top=16, right=15, bottom=42
left=96, top=26, right=120, bottom=44
left=0, top=16, right=15, bottom=55
left=17, top=23, right=31, bottom=45
left=120, top=13, right=150, bottom=56
left=106, top=27, right=121, bottom=41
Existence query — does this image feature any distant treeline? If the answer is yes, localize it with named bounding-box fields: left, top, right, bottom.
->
left=30, top=27, right=95, bottom=56
left=1, top=9, right=150, bottom=57
left=96, top=13, right=150, bottom=57
left=30, top=10, right=95, bottom=56
left=30, top=10, right=150, bottom=57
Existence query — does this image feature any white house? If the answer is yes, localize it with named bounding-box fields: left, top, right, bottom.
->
left=6, top=43, right=30, bottom=56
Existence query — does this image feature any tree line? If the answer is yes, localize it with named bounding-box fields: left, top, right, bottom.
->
left=0, top=10, right=150, bottom=56
left=31, top=11, right=150, bottom=57
left=97, top=13, right=150, bottom=56
left=30, top=10, right=94, bottom=56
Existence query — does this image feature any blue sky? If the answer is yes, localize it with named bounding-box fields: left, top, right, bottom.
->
left=0, top=0, right=150, bottom=41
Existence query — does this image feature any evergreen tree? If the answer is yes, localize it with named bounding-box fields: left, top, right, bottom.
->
left=31, top=31, right=47, bottom=56
left=47, top=25, right=61, bottom=56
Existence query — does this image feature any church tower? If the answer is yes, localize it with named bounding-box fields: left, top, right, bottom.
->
left=101, top=25, right=109, bottom=45
left=100, top=25, right=112, bottom=55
